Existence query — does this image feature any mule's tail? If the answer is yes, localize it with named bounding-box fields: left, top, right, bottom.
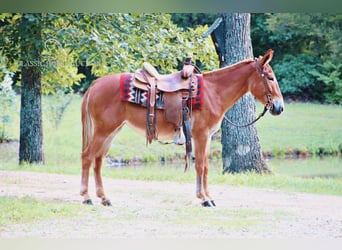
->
left=81, top=89, right=93, bottom=152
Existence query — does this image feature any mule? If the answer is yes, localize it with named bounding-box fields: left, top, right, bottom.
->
left=80, top=49, right=284, bottom=207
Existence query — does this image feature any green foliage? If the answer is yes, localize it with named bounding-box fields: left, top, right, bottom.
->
left=1, top=13, right=217, bottom=94
left=19, top=14, right=44, bottom=68
left=171, top=13, right=217, bottom=28
left=0, top=13, right=22, bottom=72
left=272, top=54, right=324, bottom=101
left=42, top=46, right=85, bottom=94
left=251, top=13, right=342, bottom=103
left=0, top=71, right=17, bottom=141
left=44, top=88, right=75, bottom=129
left=266, top=13, right=341, bottom=60
left=251, top=14, right=275, bottom=59
left=65, top=13, right=217, bottom=76
left=0, top=13, right=85, bottom=94
left=1, top=13, right=341, bottom=102
left=1, top=12, right=340, bottom=101
left=309, top=61, right=342, bottom=104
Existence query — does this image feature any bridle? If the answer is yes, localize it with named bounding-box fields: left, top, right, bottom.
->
left=223, top=58, right=273, bottom=128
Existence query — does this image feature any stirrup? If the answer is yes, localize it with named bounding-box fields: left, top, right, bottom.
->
left=173, top=129, right=185, bottom=145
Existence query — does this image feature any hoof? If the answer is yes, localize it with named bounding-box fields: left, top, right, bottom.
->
left=82, top=199, right=93, bottom=205
left=101, top=199, right=112, bottom=206
left=202, top=200, right=214, bottom=207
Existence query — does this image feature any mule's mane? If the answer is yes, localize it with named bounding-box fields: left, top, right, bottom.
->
left=203, top=58, right=255, bottom=76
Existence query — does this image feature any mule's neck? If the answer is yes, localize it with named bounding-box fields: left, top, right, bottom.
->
left=203, top=60, right=255, bottom=116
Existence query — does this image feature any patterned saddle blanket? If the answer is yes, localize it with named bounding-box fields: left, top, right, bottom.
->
left=120, top=73, right=204, bottom=110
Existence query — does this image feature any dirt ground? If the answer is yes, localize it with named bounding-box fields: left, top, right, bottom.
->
left=0, top=170, right=341, bottom=239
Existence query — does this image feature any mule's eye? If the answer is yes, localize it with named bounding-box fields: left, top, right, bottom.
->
left=267, top=77, right=274, bottom=81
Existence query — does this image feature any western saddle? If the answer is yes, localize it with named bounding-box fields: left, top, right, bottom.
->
left=133, top=57, right=199, bottom=168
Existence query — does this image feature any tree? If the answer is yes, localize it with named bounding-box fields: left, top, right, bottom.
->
left=18, top=14, right=44, bottom=164
left=216, top=13, right=270, bottom=173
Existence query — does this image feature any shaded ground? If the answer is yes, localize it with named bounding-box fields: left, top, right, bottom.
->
left=0, top=170, right=341, bottom=238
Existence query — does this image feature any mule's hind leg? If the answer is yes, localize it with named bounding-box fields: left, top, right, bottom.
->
left=94, top=156, right=112, bottom=206
left=80, top=151, right=93, bottom=205
left=80, top=132, right=113, bottom=205
left=93, top=134, right=116, bottom=206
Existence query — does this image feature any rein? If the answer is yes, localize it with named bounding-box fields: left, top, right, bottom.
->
left=223, top=59, right=273, bottom=128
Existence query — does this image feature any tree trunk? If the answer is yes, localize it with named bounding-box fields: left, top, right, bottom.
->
left=19, top=14, right=45, bottom=164
left=219, top=13, right=270, bottom=174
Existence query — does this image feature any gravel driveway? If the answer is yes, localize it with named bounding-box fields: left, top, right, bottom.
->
left=0, top=170, right=341, bottom=239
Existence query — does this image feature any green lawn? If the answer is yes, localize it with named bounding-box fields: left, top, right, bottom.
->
left=256, top=102, right=342, bottom=156
left=0, top=196, right=82, bottom=231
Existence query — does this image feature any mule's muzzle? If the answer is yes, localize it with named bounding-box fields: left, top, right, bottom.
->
left=269, top=99, right=284, bottom=116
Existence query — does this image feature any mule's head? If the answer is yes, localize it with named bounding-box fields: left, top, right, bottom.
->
left=249, top=49, right=284, bottom=116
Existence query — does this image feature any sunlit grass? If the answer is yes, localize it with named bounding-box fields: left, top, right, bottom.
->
left=171, top=206, right=286, bottom=230
left=0, top=196, right=82, bottom=231
left=256, top=102, right=342, bottom=155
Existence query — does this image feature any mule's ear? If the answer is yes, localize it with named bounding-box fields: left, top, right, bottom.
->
left=260, top=49, right=274, bottom=66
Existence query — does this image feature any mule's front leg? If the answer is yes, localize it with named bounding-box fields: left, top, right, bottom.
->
left=94, top=156, right=112, bottom=206
left=195, top=158, right=215, bottom=207
left=203, top=158, right=215, bottom=207
left=194, top=133, right=216, bottom=207
left=196, top=173, right=211, bottom=206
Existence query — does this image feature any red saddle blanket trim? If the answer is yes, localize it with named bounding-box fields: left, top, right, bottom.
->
left=119, top=73, right=204, bottom=109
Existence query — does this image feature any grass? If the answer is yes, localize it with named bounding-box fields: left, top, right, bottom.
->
left=268, top=157, right=342, bottom=178
left=170, top=206, right=288, bottom=231
left=0, top=95, right=341, bottom=196
left=0, top=195, right=290, bottom=235
left=0, top=196, right=82, bottom=231
left=255, top=102, right=342, bottom=156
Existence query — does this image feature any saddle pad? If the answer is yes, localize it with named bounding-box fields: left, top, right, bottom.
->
left=120, top=73, right=163, bottom=109
left=120, top=73, right=204, bottom=109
